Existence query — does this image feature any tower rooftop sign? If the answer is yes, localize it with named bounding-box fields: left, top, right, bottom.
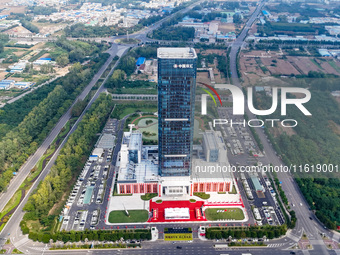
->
left=157, top=47, right=197, bottom=59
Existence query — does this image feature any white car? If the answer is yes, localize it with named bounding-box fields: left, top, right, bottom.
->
left=300, top=203, right=303, bottom=206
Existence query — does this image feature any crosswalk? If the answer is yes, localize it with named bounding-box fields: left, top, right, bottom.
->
left=267, top=243, right=284, bottom=248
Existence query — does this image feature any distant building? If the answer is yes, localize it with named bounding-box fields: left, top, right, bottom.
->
left=136, top=57, right=146, bottom=66
left=249, top=174, right=265, bottom=192
left=14, top=82, right=33, bottom=89
left=116, top=131, right=159, bottom=194
left=0, top=80, right=15, bottom=90
left=318, top=49, right=331, bottom=57
left=138, top=63, right=146, bottom=73
left=33, top=58, right=53, bottom=65
left=9, top=61, right=27, bottom=73
left=262, top=10, right=270, bottom=16
left=128, top=132, right=142, bottom=164
left=202, top=131, right=219, bottom=162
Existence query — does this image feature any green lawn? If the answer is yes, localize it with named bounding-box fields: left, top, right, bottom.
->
left=205, top=208, right=245, bottom=221
left=138, top=122, right=158, bottom=140
left=111, top=88, right=157, bottom=95
left=141, top=193, right=158, bottom=201
left=27, top=145, right=56, bottom=183
left=137, top=117, right=158, bottom=127
left=108, top=210, right=149, bottom=223
left=0, top=190, right=22, bottom=220
left=229, top=185, right=237, bottom=194
left=119, top=106, right=157, bottom=119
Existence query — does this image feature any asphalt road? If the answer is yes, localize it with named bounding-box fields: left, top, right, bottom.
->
left=0, top=44, right=129, bottom=245
left=228, top=1, right=337, bottom=254
left=2, top=0, right=339, bottom=254
left=0, top=1, right=207, bottom=253
left=0, top=44, right=121, bottom=214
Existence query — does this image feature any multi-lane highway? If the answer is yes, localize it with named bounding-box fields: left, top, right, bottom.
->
left=0, top=1, right=207, bottom=253
left=0, top=44, right=125, bottom=215
left=0, top=43, right=130, bottom=247
left=1, top=0, right=339, bottom=254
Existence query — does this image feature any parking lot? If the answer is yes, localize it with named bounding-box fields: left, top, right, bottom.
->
left=215, top=107, right=285, bottom=226
left=216, top=107, right=263, bottom=166
left=237, top=171, right=285, bottom=226
left=60, top=119, right=118, bottom=231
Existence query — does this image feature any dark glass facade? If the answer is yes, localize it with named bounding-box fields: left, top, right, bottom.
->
left=157, top=48, right=197, bottom=176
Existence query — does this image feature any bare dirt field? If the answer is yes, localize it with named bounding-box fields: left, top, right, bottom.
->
left=201, top=49, right=226, bottom=55
left=239, top=56, right=266, bottom=85
left=261, top=58, right=300, bottom=75
left=240, top=50, right=340, bottom=84
left=197, top=71, right=211, bottom=85
left=0, top=72, right=7, bottom=80
left=287, top=57, right=320, bottom=75
left=56, top=66, right=70, bottom=76
left=3, top=25, right=32, bottom=36
left=0, top=4, right=26, bottom=15
left=219, top=23, right=235, bottom=33
left=30, top=43, right=45, bottom=50
left=314, top=58, right=340, bottom=75
left=40, top=53, right=50, bottom=59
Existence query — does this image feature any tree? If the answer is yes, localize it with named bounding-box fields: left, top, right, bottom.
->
left=233, top=13, right=242, bottom=24
left=40, top=63, right=55, bottom=74
left=118, top=56, right=136, bottom=76
left=69, top=48, right=85, bottom=62
left=110, top=69, right=126, bottom=88
left=278, top=15, right=288, bottom=23
left=56, top=55, right=69, bottom=67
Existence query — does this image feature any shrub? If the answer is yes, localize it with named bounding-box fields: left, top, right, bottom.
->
left=193, top=192, right=210, bottom=199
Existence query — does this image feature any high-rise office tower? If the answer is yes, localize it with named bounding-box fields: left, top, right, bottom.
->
left=157, top=48, right=197, bottom=177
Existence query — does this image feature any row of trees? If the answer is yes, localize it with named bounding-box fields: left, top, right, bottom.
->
left=28, top=6, right=58, bottom=15
left=0, top=34, right=9, bottom=54
left=257, top=22, right=327, bottom=37
left=255, top=84, right=340, bottom=229
left=296, top=178, right=339, bottom=229
left=151, top=27, right=195, bottom=41
left=107, top=69, right=156, bottom=90
left=20, top=18, right=39, bottom=34
left=0, top=54, right=110, bottom=192
left=28, top=229, right=151, bottom=244
left=206, top=225, right=287, bottom=240
left=114, top=45, right=158, bottom=76
left=111, top=102, right=157, bottom=120
left=0, top=49, right=107, bottom=131
left=64, top=23, right=142, bottom=38
left=51, top=37, right=108, bottom=64
left=0, top=85, right=68, bottom=191
left=21, top=94, right=114, bottom=238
